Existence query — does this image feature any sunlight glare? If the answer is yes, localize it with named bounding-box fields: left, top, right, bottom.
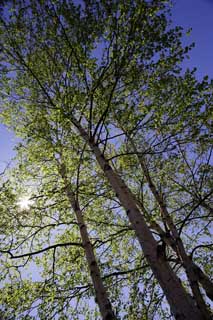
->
left=17, top=196, right=33, bottom=211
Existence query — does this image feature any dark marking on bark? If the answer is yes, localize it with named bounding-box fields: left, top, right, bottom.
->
left=105, top=312, right=114, bottom=320
left=84, top=241, right=90, bottom=247
left=104, top=301, right=110, bottom=308
left=90, top=261, right=96, bottom=266
left=80, top=224, right=85, bottom=230
left=104, top=164, right=111, bottom=171
left=89, top=137, right=94, bottom=144
left=126, top=209, right=130, bottom=215
left=157, top=242, right=166, bottom=260
left=73, top=203, right=79, bottom=211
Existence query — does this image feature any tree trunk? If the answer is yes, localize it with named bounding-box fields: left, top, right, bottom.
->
left=59, top=162, right=116, bottom=320
left=71, top=117, right=203, bottom=320
left=150, top=219, right=213, bottom=302
left=134, top=148, right=212, bottom=319
left=193, top=264, right=213, bottom=301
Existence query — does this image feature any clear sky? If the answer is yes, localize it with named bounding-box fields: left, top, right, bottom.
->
left=0, top=0, right=213, bottom=172
left=172, top=0, right=213, bottom=79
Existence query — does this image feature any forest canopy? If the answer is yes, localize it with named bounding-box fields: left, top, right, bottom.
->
left=0, top=0, right=212, bottom=319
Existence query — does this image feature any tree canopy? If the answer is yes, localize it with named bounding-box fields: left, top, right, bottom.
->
left=0, top=0, right=212, bottom=319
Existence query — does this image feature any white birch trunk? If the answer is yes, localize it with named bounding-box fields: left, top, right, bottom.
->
left=71, top=117, right=204, bottom=320
left=135, top=150, right=212, bottom=319
left=59, top=163, right=116, bottom=320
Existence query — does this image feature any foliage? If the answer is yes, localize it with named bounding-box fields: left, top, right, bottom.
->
left=0, top=0, right=212, bottom=319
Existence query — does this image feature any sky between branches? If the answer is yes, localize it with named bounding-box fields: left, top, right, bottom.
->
left=0, top=0, right=213, bottom=172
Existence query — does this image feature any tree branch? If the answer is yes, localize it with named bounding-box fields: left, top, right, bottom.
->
left=0, top=242, right=83, bottom=259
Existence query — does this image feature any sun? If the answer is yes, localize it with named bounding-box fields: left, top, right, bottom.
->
left=17, top=196, right=33, bottom=211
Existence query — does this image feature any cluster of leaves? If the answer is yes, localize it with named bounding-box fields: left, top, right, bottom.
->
left=0, top=0, right=212, bottom=319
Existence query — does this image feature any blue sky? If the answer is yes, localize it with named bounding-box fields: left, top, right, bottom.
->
left=0, top=0, right=213, bottom=171
left=172, top=0, right=213, bottom=79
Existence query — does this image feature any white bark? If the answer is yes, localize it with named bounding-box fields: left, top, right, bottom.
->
left=135, top=150, right=212, bottom=319
left=71, top=117, right=204, bottom=319
left=59, top=163, right=116, bottom=320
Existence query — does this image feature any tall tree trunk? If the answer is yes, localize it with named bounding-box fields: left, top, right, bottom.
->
left=133, top=145, right=212, bottom=320
left=59, top=162, right=116, bottom=320
left=150, top=219, right=213, bottom=302
left=71, top=117, right=203, bottom=320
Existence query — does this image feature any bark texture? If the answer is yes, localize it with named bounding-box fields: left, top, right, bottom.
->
left=71, top=117, right=204, bottom=320
left=59, top=162, right=116, bottom=320
left=151, top=220, right=213, bottom=302
left=135, top=149, right=212, bottom=319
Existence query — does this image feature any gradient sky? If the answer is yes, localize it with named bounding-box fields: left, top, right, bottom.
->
left=0, top=0, right=213, bottom=172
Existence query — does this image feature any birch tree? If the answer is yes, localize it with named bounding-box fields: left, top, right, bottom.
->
left=0, top=0, right=212, bottom=319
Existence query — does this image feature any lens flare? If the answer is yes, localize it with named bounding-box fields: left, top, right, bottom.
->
left=17, top=196, right=33, bottom=210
